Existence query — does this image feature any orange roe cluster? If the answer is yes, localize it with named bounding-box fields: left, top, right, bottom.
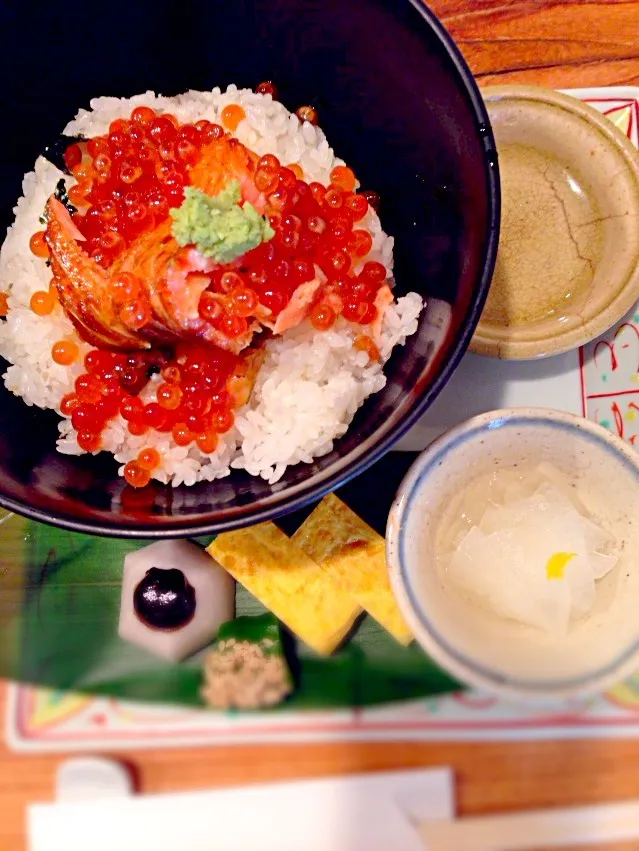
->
left=196, top=155, right=383, bottom=331
left=52, top=339, right=79, bottom=365
left=60, top=342, right=239, bottom=485
left=52, top=107, right=385, bottom=334
left=25, top=99, right=388, bottom=487
left=353, top=334, right=380, bottom=362
left=63, top=108, right=228, bottom=267
left=123, top=447, right=162, bottom=489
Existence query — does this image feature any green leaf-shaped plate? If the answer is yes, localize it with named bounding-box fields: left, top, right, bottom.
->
left=0, top=453, right=460, bottom=709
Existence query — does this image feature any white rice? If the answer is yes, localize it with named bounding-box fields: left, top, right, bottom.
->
left=0, top=86, right=423, bottom=485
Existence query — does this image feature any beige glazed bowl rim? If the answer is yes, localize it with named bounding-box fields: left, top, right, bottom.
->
left=472, top=85, right=639, bottom=360
left=386, top=406, right=639, bottom=702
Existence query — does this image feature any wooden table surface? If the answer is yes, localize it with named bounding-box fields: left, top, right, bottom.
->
left=5, top=2, right=639, bottom=850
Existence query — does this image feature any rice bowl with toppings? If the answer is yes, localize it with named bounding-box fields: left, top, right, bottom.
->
left=0, top=85, right=423, bottom=488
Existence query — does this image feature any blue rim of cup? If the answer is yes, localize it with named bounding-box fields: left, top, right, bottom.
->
left=389, top=408, right=639, bottom=698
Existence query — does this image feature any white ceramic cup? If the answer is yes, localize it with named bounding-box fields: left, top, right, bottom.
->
left=386, top=407, right=639, bottom=702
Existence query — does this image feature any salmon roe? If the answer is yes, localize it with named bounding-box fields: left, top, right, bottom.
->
left=157, top=382, right=182, bottom=410
left=354, top=334, right=380, bottom=362
left=196, top=430, right=218, bottom=454
left=123, top=461, right=150, bottom=488
left=77, top=431, right=102, bottom=452
left=221, top=104, right=246, bottom=132
left=137, top=447, right=161, bottom=471
left=62, top=109, right=226, bottom=267
left=60, top=393, right=80, bottom=415
left=128, top=420, right=149, bottom=436
left=131, top=106, right=157, bottom=126
left=361, top=190, right=380, bottom=211
left=59, top=341, right=241, bottom=485
left=67, top=182, right=91, bottom=207
left=29, top=231, right=50, bottom=258
left=30, top=290, right=56, bottom=316
left=310, top=303, right=336, bottom=331
left=330, top=166, right=356, bottom=193
left=346, top=193, right=369, bottom=221
left=63, top=143, right=82, bottom=172
left=256, top=81, right=278, bottom=99
left=52, top=340, right=79, bottom=365
left=27, top=99, right=389, bottom=487
left=172, top=422, right=194, bottom=446
left=188, top=152, right=384, bottom=329
left=296, top=105, right=318, bottom=125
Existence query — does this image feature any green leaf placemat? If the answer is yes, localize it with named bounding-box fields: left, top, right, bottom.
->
left=0, top=454, right=460, bottom=709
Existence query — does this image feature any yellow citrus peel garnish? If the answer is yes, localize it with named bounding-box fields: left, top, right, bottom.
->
left=546, top=552, right=577, bottom=580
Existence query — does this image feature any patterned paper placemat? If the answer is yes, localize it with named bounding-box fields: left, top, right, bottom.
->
left=8, top=674, right=639, bottom=751
left=8, top=86, right=639, bottom=752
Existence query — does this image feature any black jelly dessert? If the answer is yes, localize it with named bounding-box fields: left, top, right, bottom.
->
left=133, top=567, right=196, bottom=631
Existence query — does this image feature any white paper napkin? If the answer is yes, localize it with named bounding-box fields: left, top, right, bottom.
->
left=28, top=767, right=453, bottom=851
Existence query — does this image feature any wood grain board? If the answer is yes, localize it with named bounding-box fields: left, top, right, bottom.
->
left=439, top=0, right=639, bottom=89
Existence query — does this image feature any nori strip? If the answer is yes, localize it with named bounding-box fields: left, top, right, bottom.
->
left=42, top=134, right=85, bottom=175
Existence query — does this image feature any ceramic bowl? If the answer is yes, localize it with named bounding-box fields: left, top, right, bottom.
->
left=471, top=85, right=639, bottom=360
left=387, top=408, right=639, bottom=701
left=0, top=0, right=499, bottom=537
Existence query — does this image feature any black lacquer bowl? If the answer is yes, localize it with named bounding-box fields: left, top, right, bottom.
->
left=0, top=0, right=499, bottom=537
